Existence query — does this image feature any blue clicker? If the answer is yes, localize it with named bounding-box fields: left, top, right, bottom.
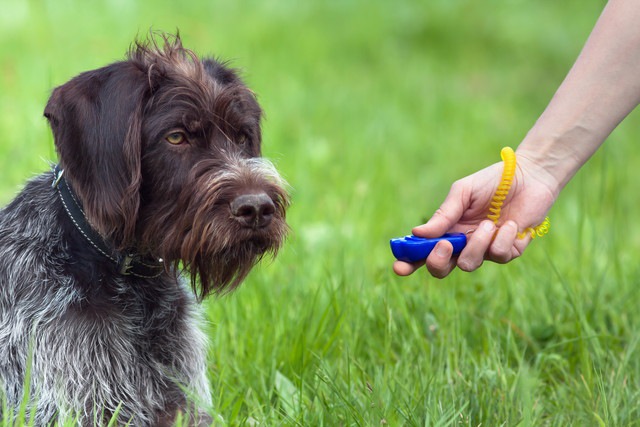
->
left=390, top=233, right=467, bottom=263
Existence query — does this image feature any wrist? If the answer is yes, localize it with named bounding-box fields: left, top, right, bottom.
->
left=515, top=138, right=578, bottom=197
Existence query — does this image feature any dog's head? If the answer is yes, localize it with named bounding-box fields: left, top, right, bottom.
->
left=44, top=34, right=289, bottom=298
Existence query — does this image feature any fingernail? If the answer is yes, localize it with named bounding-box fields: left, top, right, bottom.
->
left=482, top=221, right=495, bottom=232
left=435, top=244, right=448, bottom=257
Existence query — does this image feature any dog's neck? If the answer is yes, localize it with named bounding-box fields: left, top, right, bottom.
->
left=52, top=165, right=165, bottom=279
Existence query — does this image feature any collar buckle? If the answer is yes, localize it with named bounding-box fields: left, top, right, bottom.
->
left=118, top=253, right=136, bottom=276
left=52, top=166, right=64, bottom=189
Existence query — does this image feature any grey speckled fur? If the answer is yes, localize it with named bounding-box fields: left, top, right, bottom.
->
left=0, top=173, right=211, bottom=425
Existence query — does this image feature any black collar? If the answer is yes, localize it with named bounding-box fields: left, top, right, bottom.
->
left=52, top=165, right=164, bottom=279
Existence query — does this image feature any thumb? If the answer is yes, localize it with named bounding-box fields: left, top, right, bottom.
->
left=412, top=185, right=467, bottom=238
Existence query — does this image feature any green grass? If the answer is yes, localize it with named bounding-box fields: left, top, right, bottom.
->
left=4, top=0, right=640, bottom=425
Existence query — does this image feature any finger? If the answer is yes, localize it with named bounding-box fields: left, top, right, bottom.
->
left=487, top=220, right=519, bottom=264
left=393, top=260, right=424, bottom=276
left=413, top=182, right=468, bottom=238
left=425, top=240, right=457, bottom=279
left=456, top=220, right=496, bottom=272
left=512, top=226, right=532, bottom=257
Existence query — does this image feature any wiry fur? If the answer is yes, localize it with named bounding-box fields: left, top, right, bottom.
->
left=0, top=34, right=289, bottom=425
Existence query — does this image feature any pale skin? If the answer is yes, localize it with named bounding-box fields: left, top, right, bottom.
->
left=394, top=0, right=640, bottom=279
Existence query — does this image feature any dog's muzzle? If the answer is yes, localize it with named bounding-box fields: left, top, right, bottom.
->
left=230, top=193, right=275, bottom=229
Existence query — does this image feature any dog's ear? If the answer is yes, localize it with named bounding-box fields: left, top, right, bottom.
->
left=45, top=62, right=147, bottom=249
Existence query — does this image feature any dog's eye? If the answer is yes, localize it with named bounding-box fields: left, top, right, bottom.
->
left=166, top=132, right=187, bottom=145
left=237, top=134, right=248, bottom=146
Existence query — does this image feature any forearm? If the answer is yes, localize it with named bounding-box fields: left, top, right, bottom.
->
left=517, top=0, right=640, bottom=191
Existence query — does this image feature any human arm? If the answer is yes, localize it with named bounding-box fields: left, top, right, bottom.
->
left=395, top=0, right=640, bottom=278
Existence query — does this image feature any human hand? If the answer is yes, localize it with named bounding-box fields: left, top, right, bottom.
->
left=393, top=153, right=558, bottom=278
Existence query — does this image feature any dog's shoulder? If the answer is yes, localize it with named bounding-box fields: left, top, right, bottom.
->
left=0, top=172, right=58, bottom=226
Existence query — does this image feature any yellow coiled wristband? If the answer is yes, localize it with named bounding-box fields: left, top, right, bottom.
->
left=488, top=147, right=550, bottom=239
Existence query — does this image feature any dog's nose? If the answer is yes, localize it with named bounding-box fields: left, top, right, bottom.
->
left=231, top=193, right=276, bottom=229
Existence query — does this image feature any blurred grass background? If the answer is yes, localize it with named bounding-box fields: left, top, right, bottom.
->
left=4, top=0, right=640, bottom=425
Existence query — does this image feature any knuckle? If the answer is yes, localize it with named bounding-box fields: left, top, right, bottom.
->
left=426, top=263, right=446, bottom=279
left=457, top=258, right=482, bottom=272
left=431, top=208, right=446, bottom=219
left=431, top=208, right=454, bottom=225
left=490, top=245, right=510, bottom=262
left=426, top=260, right=453, bottom=279
left=428, top=269, right=447, bottom=279
left=491, top=254, right=511, bottom=265
left=450, top=179, right=465, bottom=192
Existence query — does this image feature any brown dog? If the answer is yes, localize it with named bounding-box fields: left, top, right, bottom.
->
left=0, top=34, right=289, bottom=425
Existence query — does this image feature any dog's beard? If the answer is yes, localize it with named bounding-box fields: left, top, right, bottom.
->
left=181, top=234, right=277, bottom=299
left=140, top=156, right=289, bottom=299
